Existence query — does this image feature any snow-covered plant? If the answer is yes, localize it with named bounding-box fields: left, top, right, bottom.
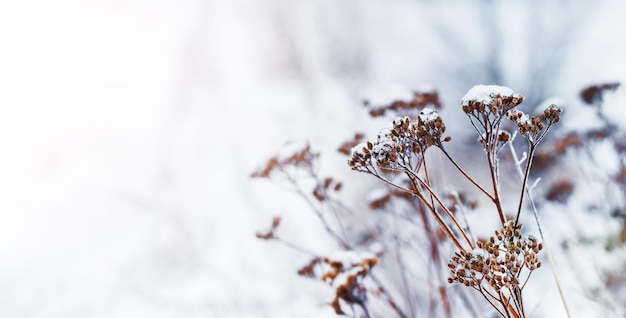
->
left=447, top=221, right=543, bottom=318
left=252, top=85, right=567, bottom=317
left=517, top=82, right=626, bottom=315
left=348, top=85, right=561, bottom=317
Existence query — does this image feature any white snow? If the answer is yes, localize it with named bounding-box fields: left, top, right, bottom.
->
left=461, top=85, right=519, bottom=105
left=351, top=141, right=369, bottom=157
left=471, top=247, right=487, bottom=259
left=534, top=97, right=567, bottom=114
left=418, top=107, right=440, bottom=123
left=393, top=116, right=410, bottom=127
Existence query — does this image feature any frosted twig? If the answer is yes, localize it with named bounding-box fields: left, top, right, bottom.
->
left=507, top=140, right=571, bottom=318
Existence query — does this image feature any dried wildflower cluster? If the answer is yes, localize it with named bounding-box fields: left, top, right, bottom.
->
left=448, top=221, right=542, bottom=290
left=313, top=177, right=343, bottom=202
left=255, top=217, right=282, bottom=240
left=337, top=133, right=365, bottom=156
left=348, top=108, right=449, bottom=172
left=509, top=104, right=562, bottom=146
left=530, top=82, right=626, bottom=209
left=297, top=254, right=379, bottom=315
left=346, top=85, right=558, bottom=316
left=461, top=86, right=523, bottom=116
left=447, top=222, right=542, bottom=316
left=254, top=85, right=565, bottom=318
left=461, top=85, right=523, bottom=152
left=580, top=82, right=620, bottom=105
left=251, top=143, right=318, bottom=178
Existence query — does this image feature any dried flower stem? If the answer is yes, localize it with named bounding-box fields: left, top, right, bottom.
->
left=439, top=147, right=495, bottom=201
left=358, top=303, right=372, bottom=318
left=514, top=144, right=535, bottom=227
left=402, top=165, right=474, bottom=250
left=422, top=152, right=437, bottom=215
left=274, top=237, right=318, bottom=257
left=366, top=164, right=468, bottom=252
left=412, top=200, right=452, bottom=317
left=508, top=138, right=571, bottom=318
left=486, top=150, right=507, bottom=225
left=422, top=154, right=455, bottom=317
left=405, top=174, right=466, bottom=252
left=285, top=173, right=352, bottom=249
left=477, top=286, right=508, bottom=318
left=417, top=161, right=452, bottom=318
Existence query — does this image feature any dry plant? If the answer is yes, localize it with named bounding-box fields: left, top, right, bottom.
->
left=530, top=82, right=625, bottom=210
left=521, top=82, right=626, bottom=313
left=253, top=85, right=565, bottom=317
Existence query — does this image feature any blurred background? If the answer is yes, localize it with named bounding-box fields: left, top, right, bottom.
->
left=0, top=0, right=625, bottom=317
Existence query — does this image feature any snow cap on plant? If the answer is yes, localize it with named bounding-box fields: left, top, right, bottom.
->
left=461, top=85, right=523, bottom=116
left=460, top=85, right=524, bottom=153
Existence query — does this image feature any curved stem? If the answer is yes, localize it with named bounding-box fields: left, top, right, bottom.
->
left=487, top=150, right=507, bottom=225
left=422, top=153, right=437, bottom=214
left=478, top=286, right=507, bottom=318
left=406, top=174, right=466, bottom=252
left=358, top=303, right=372, bottom=318
left=439, top=146, right=495, bottom=201
left=285, top=172, right=352, bottom=249
left=367, top=166, right=463, bottom=252
left=514, top=144, right=535, bottom=227
left=499, top=293, right=514, bottom=318
left=508, top=140, right=571, bottom=318
left=413, top=201, right=451, bottom=318
left=402, top=165, right=474, bottom=250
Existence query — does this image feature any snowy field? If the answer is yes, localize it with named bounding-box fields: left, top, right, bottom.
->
left=0, top=1, right=625, bottom=317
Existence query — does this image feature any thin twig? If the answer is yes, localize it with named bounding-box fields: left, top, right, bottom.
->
left=413, top=200, right=452, bottom=318
left=451, top=191, right=476, bottom=243
left=487, top=150, right=507, bottom=225
left=439, top=146, right=495, bottom=201
left=358, top=303, right=372, bottom=318
left=283, top=172, right=352, bottom=249
left=367, top=167, right=417, bottom=195
left=275, top=237, right=318, bottom=256
left=477, top=286, right=507, bottom=318
left=499, top=293, right=514, bottom=318
left=404, top=173, right=465, bottom=252
left=422, top=153, right=437, bottom=219
left=402, top=165, right=474, bottom=250
left=508, top=139, right=571, bottom=318
left=514, top=144, right=535, bottom=227
left=419, top=157, right=453, bottom=318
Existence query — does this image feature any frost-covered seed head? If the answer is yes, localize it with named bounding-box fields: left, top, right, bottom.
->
left=508, top=104, right=563, bottom=144
left=448, top=220, right=542, bottom=293
left=461, top=85, right=523, bottom=116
